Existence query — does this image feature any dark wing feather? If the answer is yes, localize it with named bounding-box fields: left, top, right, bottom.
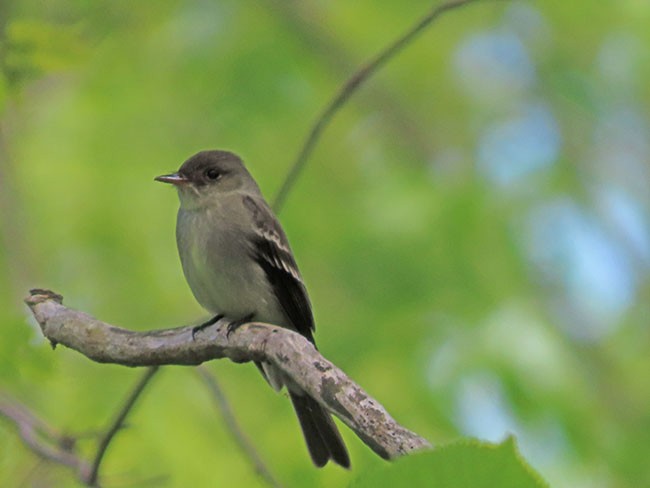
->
left=243, top=195, right=315, bottom=343
left=244, top=196, right=350, bottom=468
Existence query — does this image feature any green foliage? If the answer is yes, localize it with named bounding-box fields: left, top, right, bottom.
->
left=1, top=0, right=649, bottom=487
left=353, top=438, right=547, bottom=488
left=2, top=19, right=88, bottom=87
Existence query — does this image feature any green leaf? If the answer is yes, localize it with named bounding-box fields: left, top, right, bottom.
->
left=352, top=437, right=548, bottom=488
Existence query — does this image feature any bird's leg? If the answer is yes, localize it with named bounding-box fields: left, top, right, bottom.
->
left=226, top=313, right=255, bottom=338
left=191, top=313, right=224, bottom=340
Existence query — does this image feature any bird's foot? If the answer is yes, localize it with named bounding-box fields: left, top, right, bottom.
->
left=226, top=313, right=254, bottom=338
left=191, top=314, right=224, bottom=340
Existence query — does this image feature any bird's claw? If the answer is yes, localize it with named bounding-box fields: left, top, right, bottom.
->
left=226, top=313, right=254, bottom=338
left=191, top=314, right=224, bottom=340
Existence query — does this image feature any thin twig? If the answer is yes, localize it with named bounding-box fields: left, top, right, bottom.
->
left=0, top=392, right=90, bottom=474
left=272, top=0, right=483, bottom=212
left=196, top=366, right=283, bottom=488
left=86, top=366, right=160, bottom=486
left=266, top=0, right=436, bottom=160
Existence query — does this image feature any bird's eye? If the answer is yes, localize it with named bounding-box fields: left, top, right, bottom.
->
left=205, top=168, right=221, bottom=181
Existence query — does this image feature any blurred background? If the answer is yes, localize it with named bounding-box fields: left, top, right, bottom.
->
left=1, top=1, right=649, bottom=486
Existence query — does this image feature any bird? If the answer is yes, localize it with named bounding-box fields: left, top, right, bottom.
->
left=155, top=150, right=350, bottom=468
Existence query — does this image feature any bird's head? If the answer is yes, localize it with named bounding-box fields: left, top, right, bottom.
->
left=156, top=150, right=259, bottom=209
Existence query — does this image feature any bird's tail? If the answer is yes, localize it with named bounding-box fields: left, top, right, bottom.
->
left=289, top=391, right=350, bottom=468
left=255, top=360, right=350, bottom=468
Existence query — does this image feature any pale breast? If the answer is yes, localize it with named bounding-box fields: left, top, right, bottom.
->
left=176, top=206, right=282, bottom=323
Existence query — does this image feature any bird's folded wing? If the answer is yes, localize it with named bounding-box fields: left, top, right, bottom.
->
left=243, top=195, right=316, bottom=343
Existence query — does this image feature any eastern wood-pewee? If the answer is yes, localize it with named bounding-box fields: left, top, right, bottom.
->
left=156, top=150, right=350, bottom=468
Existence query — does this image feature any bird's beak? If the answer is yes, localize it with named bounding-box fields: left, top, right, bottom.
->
left=155, top=173, right=188, bottom=185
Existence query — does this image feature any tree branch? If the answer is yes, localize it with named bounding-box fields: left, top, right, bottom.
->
left=272, top=0, right=483, bottom=212
left=25, top=289, right=431, bottom=461
left=0, top=366, right=160, bottom=487
left=0, top=392, right=91, bottom=478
